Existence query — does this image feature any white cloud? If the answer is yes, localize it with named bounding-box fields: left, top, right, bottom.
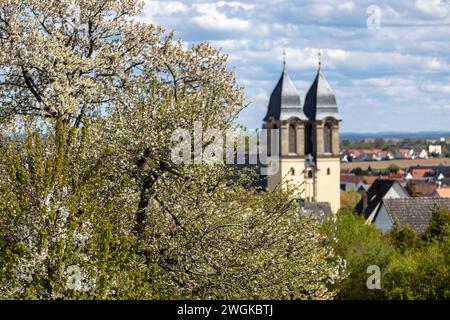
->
left=421, top=83, right=450, bottom=94
left=338, top=1, right=355, bottom=12
left=143, top=1, right=189, bottom=17
left=138, top=0, right=450, bottom=132
left=191, top=2, right=253, bottom=32
left=415, top=0, right=449, bottom=18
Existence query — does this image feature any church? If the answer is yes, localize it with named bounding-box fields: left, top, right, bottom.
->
left=263, top=56, right=341, bottom=213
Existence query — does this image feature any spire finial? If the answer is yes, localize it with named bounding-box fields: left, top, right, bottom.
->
left=282, top=50, right=286, bottom=68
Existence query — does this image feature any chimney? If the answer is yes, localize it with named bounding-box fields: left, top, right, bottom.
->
left=362, top=193, right=368, bottom=209
left=358, top=189, right=368, bottom=210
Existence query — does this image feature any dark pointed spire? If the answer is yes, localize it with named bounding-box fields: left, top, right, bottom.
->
left=303, top=60, right=340, bottom=121
left=263, top=59, right=307, bottom=122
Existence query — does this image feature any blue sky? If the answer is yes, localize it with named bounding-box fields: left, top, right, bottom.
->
left=141, top=0, right=450, bottom=133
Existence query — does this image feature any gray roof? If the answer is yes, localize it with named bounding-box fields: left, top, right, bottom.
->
left=263, top=67, right=307, bottom=121
left=382, top=197, right=450, bottom=233
left=355, top=180, right=405, bottom=219
left=303, top=69, right=341, bottom=121
left=299, top=202, right=333, bottom=221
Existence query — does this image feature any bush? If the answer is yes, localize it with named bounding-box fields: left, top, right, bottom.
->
left=340, top=191, right=362, bottom=211
left=323, top=210, right=396, bottom=299
left=387, top=223, right=418, bottom=253
left=325, top=207, right=450, bottom=300
left=387, top=164, right=400, bottom=174
left=352, top=167, right=368, bottom=176
left=383, top=240, right=450, bottom=299
left=423, top=206, right=450, bottom=242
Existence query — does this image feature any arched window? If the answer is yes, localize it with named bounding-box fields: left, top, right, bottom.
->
left=268, top=124, right=278, bottom=156
left=324, top=122, right=332, bottom=154
left=289, top=123, right=296, bottom=154
left=305, top=123, right=313, bottom=155
left=290, top=167, right=295, bottom=176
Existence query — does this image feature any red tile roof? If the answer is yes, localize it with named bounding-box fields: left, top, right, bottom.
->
left=435, top=187, right=450, bottom=198
left=410, top=168, right=433, bottom=179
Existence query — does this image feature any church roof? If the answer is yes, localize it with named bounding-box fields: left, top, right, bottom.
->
left=263, top=66, right=307, bottom=122
left=299, top=202, right=333, bottom=221
left=303, top=68, right=341, bottom=121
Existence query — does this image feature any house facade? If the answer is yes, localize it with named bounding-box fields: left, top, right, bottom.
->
left=428, top=145, right=442, bottom=155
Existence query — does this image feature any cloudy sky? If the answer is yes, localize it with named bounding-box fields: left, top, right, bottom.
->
left=141, top=0, right=450, bottom=133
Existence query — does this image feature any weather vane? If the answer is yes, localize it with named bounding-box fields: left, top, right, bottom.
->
left=317, top=48, right=322, bottom=69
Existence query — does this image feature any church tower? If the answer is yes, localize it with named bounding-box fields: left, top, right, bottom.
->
left=264, top=56, right=341, bottom=213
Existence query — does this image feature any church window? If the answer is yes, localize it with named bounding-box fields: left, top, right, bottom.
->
left=289, top=123, right=296, bottom=154
left=305, top=123, right=313, bottom=155
left=327, top=168, right=331, bottom=175
left=268, top=124, right=278, bottom=156
left=324, top=122, right=332, bottom=154
left=290, top=167, right=295, bottom=176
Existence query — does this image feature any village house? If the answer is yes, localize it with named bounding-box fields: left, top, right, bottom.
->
left=341, top=149, right=394, bottom=162
left=340, top=174, right=371, bottom=192
left=412, top=182, right=438, bottom=197
left=373, top=198, right=450, bottom=233
left=355, top=179, right=410, bottom=222
left=397, top=148, right=413, bottom=159
left=428, top=145, right=442, bottom=155
left=340, top=171, right=406, bottom=192
left=411, top=147, right=428, bottom=159
left=405, top=168, right=433, bottom=180
left=406, top=166, right=450, bottom=183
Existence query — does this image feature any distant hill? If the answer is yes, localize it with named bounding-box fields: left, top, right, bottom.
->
left=341, top=131, right=450, bottom=142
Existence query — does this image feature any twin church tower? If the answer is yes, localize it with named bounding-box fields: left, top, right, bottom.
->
left=263, top=56, right=341, bottom=212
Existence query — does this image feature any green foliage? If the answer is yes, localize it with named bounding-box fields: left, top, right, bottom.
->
left=326, top=207, right=450, bottom=300
left=351, top=167, right=368, bottom=176
left=340, top=190, right=362, bottom=211
left=322, top=210, right=396, bottom=299
left=0, top=122, right=158, bottom=299
left=405, top=181, right=419, bottom=197
left=0, top=117, right=345, bottom=299
left=387, top=164, right=400, bottom=174
left=423, top=206, right=450, bottom=242
left=383, top=240, right=450, bottom=299
left=342, top=139, right=352, bottom=149
left=0, top=0, right=347, bottom=299
left=387, top=223, right=418, bottom=253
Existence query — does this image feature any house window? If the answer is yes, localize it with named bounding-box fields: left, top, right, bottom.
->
left=289, top=123, right=297, bottom=155
left=324, top=122, right=332, bottom=154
